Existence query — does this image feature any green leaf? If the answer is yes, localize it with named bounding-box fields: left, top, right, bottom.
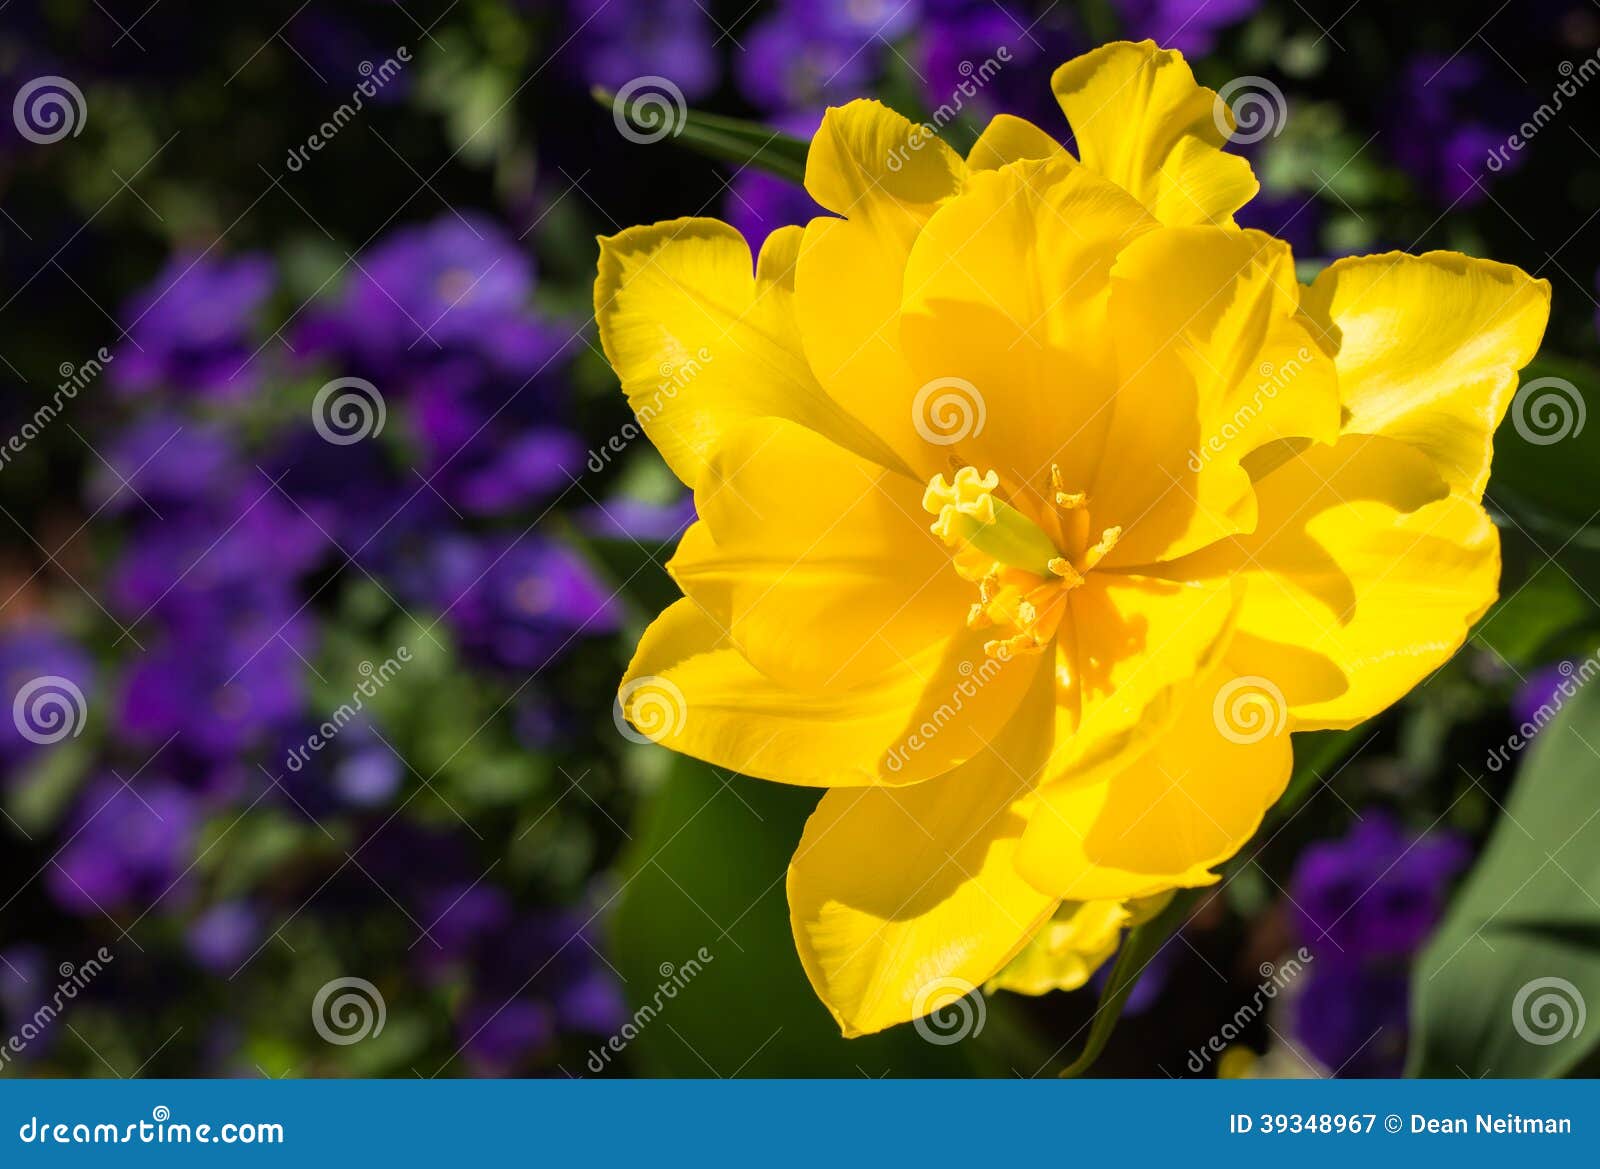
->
left=592, top=88, right=809, bottom=184
left=1059, top=888, right=1204, bottom=1077
left=1408, top=674, right=1600, bottom=1076
left=608, top=756, right=969, bottom=1076
left=1489, top=356, right=1600, bottom=551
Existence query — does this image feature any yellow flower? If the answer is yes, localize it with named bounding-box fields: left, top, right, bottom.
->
left=596, top=40, right=1551, bottom=1037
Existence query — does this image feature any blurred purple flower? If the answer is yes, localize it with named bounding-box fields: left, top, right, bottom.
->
left=1291, top=811, right=1470, bottom=959
left=49, top=776, right=198, bottom=914
left=458, top=998, right=556, bottom=1076
left=1234, top=188, right=1325, bottom=258
left=737, top=7, right=881, bottom=112
left=722, top=113, right=826, bottom=252
left=187, top=902, right=262, bottom=974
left=567, top=0, right=720, bottom=102
left=580, top=493, right=697, bottom=543
left=1511, top=660, right=1578, bottom=730
left=1390, top=54, right=1521, bottom=205
left=1112, top=0, right=1261, bottom=58
left=0, top=622, right=95, bottom=777
left=1293, top=962, right=1411, bottom=1077
left=118, top=612, right=312, bottom=760
left=918, top=1, right=1079, bottom=128
left=298, top=214, right=552, bottom=380
left=111, top=253, right=274, bottom=399
left=412, top=534, right=621, bottom=672
left=90, top=413, right=239, bottom=513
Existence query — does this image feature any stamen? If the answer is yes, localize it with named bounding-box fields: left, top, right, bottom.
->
left=1084, top=525, right=1122, bottom=569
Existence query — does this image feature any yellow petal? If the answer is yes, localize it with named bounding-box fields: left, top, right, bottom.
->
left=1093, top=225, right=1340, bottom=567
left=966, top=113, right=1067, bottom=172
left=1303, top=251, right=1552, bottom=498
left=898, top=157, right=1155, bottom=520
left=795, top=102, right=967, bottom=478
left=671, top=417, right=969, bottom=690
left=1017, top=660, right=1293, bottom=901
left=985, top=899, right=1128, bottom=996
left=595, top=217, right=898, bottom=486
left=1055, top=572, right=1242, bottom=782
left=1170, top=433, right=1500, bottom=729
left=1052, top=40, right=1258, bottom=227
left=621, top=599, right=1042, bottom=787
left=788, top=668, right=1057, bottom=1036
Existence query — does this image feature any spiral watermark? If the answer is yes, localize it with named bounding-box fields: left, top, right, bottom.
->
left=312, top=377, right=386, bottom=445
left=1213, top=76, right=1287, bottom=145
left=1510, top=376, right=1585, bottom=445
left=912, top=377, right=986, bottom=446
left=1512, top=976, right=1585, bottom=1046
left=12, top=76, right=87, bottom=145
left=311, top=976, right=386, bottom=1046
left=613, top=675, right=688, bottom=745
left=12, top=675, right=88, bottom=746
left=912, top=977, right=985, bottom=1045
left=1212, top=675, right=1287, bottom=745
left=612, top=76, right=687, bottom=145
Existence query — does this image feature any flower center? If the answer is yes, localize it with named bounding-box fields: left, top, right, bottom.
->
left=922, top=465, right=1122, bottom=660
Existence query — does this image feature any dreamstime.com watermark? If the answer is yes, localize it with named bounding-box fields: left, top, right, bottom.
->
left=285, top=47, right=412, bottom=172
left=1186, top=948, right=1313, bottom=1074
left=611, top=75, right=687, bottom=144
left=1187, top=348, right=1314, bottom=472
left=586, top=947, right=714, bottom=1072
left=0, top=349, right=113, bottom=472
left=885, top=656, right=1009, bottom=774
left=1212, top=675, right=1288, bottom=746
left=885, top=46, right=1012, bottom=173
left=588, top=348, right=712, bottom=472
left=911, top=376, right=986, bottom=446
left=1485, top=651, right=1600, bottom=772
left=912, top=977, right=985, bottom=1045
left=311, top=976, right=386, bottom=1046
left=1509, top=376, right=1585, bottom=445
left=1512, top=976, right=1586, bottom=1046
left=1485, top=49, right=1600, bottom=173
left=283, top=648, right=411, bottom=773
left=1, top=948, right=114, bottom=1070
left=12, top=75, right=86, bottom=145
left=17, top=1107, right=283, bottom=1146
left=312, top=376, right=387, bottom=444
left=613, top=675, right=688, bottom=746
left=1212, top=76, right=1288, bottom=145
left=10, top=674, right=89, bottom=746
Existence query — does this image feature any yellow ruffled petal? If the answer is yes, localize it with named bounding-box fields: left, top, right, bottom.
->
left=1017, top=660, right=1293, bottom=901
left=1092, top=225, right=1340, bottom=567
left=1054, top=573, right=1242, bottom=783
left=621, top=599, right=1042, bottom=787
left=985, top=899, right=1127, bottom=996
left=795, top=101, right=967, bottom=477
left=966, top=113, right=1067, bottom=172
left=595, top=217, right=898, bottom=486
left=897, top=157, right=1154, bottom=522
left=671, top=417, right=969, bottom=690
left=1052, top=40, right=1258, bottom=227
left=1169, top=433, right=1500, bottom=729
left=788, top=669, right=1057, bottom=1036
left=1303, top=251, right=1552, bottom=499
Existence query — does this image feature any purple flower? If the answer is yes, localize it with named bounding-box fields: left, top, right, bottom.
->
left=410, top=357, right=586, bottom=516
left=298, top=214, right=551, bottom=381
left=89, top=413, right=240, bottom=513
left=458, top=998, right=555, bottom=1076
left=1291, top=812, right=1470, bottom=959
left=722, top=113, right=826, bottom=253
left=118, top=611, right=312, bottom=760
left=1511, top=660, right=1577, bottom=731
left=0, top=623, right=95, bottom=778
left=737, top=8, right=882, bottom=112
left=1292, top=962, right=1411, bottom=1077
left=111, top=253, right=274, bottom=399
left=918, top=1, right=1080, bottom=128
left=580, top=492, right=697, bottom=543
left=567, top=0, right=720, bottom=102
left=48, top=776, right=198, bottom=915
left=411, top=534, right=621, bottom=672
left=1234, top=188, right=1325, bottom=260
left=187, top=902, right=263, bottom=974
left=1389, top=54, right=1521, bottom=205
left=1112, top=0, right=1262, bottom=58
